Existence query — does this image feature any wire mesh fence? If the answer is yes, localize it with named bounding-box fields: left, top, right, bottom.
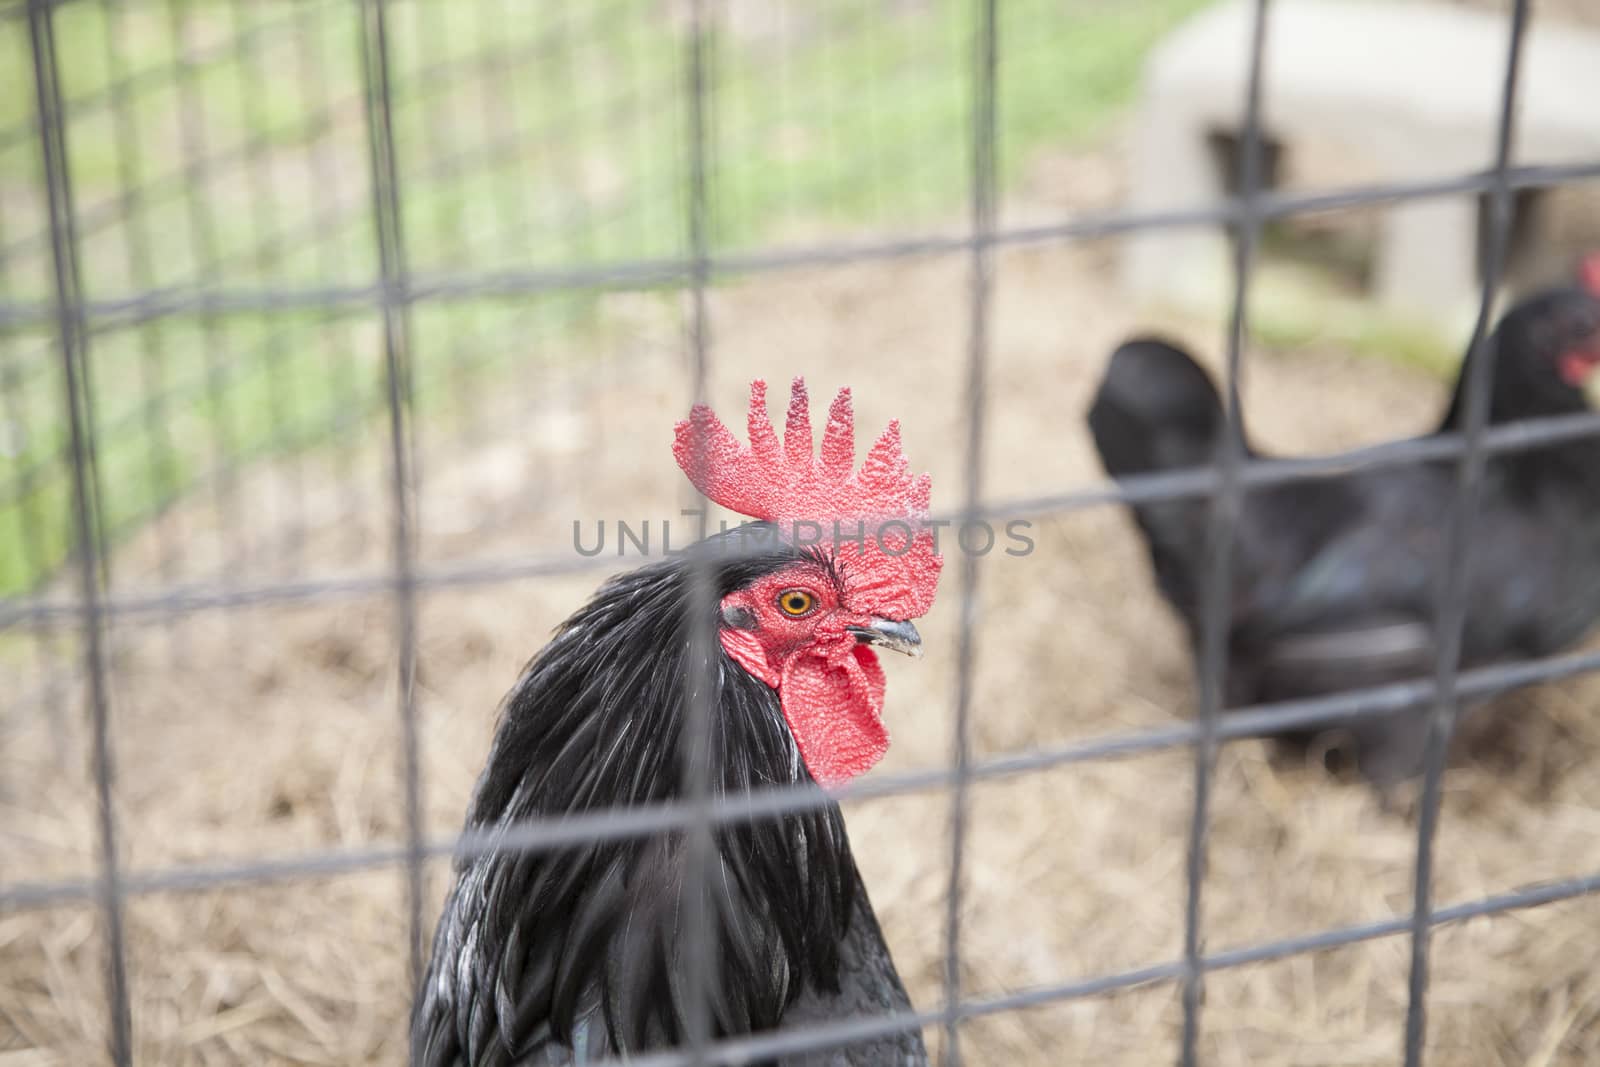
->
left=4, top=0, right=1600, bottom=1064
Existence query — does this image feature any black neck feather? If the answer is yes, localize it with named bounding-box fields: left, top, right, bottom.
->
left=414, top=529, right=858, bottom=1064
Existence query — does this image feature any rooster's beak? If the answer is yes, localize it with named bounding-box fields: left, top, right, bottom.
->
left=848, top=617, right=923, bottom=658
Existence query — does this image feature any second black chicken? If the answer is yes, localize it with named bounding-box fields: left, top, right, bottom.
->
left=1087, top=283, right=1600, bottom=787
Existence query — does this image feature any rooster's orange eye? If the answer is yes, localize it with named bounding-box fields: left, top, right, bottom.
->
left=777, top=589, right=816, bottom=617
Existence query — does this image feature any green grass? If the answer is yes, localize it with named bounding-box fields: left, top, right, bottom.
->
left=1253, top=296, right=1459, bottom=377
left=0, top=0, right=1210, bottom=596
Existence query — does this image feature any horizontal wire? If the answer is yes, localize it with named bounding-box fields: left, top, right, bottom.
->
left=14, top=854, right=1586, bottom=1066
left=5, top=642, right=1599, bottom=915
left=500, top=863, right=1600, bottom=1067
left=3, top=158, right=1599, bottom=331
left=0, top=7, right=577, bottom=267
left=0, top=4, right=306, bottom=156
left=4, top=409, right=1598, bottom=630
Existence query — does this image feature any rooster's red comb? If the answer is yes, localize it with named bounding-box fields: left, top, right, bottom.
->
left=673, top=378, right=933, bottom=525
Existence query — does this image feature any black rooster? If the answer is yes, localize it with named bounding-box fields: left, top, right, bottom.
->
left=1087, top=284, right=1600, bottom=786
left=414, top=380, right=942, bottom=1065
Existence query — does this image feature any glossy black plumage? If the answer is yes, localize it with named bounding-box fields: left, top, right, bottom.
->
left=1087, top=290, right=1600, bottom=786
left=412, top=527, right=928, bottom=1066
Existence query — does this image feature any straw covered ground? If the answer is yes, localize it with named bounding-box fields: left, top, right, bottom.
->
left=4, top=158, right=1600, bottom=1066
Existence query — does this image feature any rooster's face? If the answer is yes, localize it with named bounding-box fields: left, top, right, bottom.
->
left=718, top=554, right=924, bottom=672
left=1489, top=288, right=1600, bottom=413
left=1554, top=256, right=1600, bottom=394
left=1546, top=294, right=1600, bottom=390
left=715, top=544, right=935, bottom=788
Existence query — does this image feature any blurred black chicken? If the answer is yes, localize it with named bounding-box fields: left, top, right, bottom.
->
left=413, top=379, right=942, bottom=1065
left=1087, top=280, right=1600, bottom=786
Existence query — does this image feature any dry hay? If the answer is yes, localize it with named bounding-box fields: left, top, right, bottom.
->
left=4, top=171, right=1600, bottom=1066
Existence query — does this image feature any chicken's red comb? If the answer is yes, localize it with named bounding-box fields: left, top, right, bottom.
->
left=1581, top=253, right=1600, bottom=298
left=674, top=378, right=933, bottom=525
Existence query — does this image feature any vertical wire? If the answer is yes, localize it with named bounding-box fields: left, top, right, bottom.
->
left=357, top=0, right=425, bottom=992
left=679, top=2, right=717, bottom=1060
left=474, top=0, right=535, bottom=480
left=1178, top=2, right=1270, bottom=1064
left=167, top=0, right=242, bottom=583
left=291, top=3, right=367, bottom=568
left=229, top=0, right=306, bottom=577
left=1401, top=3, right=1529, bottom=1063
left=478, top=0, right=521, bottom=272
left=0, top=121, right=67, bottom=751
left=94, top=0, right=183, bottom=722
left=27, top=0, right=131, bottom=1062
left=102, top=0, right=182, bottom=604
left=547, top=4, right=597, bottom=268
left=415, top=0, right=455, bottom=259
left=940, top=2, right=997, bottom=1063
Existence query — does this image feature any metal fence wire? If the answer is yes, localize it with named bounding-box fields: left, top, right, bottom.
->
left=5, top=0, right=1600, bottom=1064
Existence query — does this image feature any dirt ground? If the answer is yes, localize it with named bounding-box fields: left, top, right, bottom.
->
left=5, top=148, right=1600, bottom=1066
